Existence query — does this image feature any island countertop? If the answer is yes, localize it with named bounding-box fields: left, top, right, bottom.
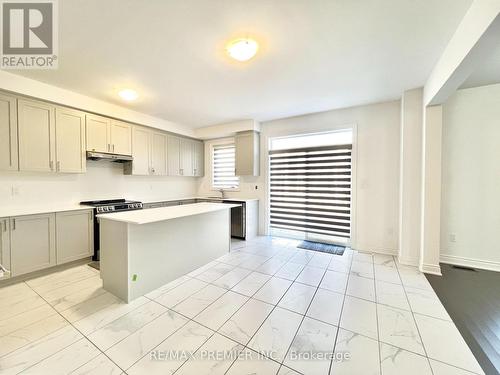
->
left=97, top=202, right=240, bottom=225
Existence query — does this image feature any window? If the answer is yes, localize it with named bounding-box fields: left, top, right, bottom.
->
left=269, top=132, right=352, bottom=244
left=212, top=143, right=239, bottom=190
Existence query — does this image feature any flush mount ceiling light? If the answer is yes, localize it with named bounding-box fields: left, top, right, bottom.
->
left=118, top=88, right=138, bottom=101
left=226, top=38, right=259, bottom=62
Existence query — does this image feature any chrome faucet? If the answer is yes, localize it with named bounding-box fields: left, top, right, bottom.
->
left=219, top=188, right=225, bottom=199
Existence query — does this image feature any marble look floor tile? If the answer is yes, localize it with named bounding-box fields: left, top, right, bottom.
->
left=194, top=291, right=249, bottom=330
left=339, top=296, right=378, bottom=340
left=0, top=294, right=47, bottom=321
left=155, top=278, right=208, bottom=307
left=346, top=274, right=375, bottom=301
left=330, top=328, right=380, bottom=375
left=288, top=251, right=314, bottom=265
left=213, top=267, right=252, bottom=289
left=88, top=301, right=167, bottom=351
left=25, top=265, right=92, bottom=288
left=283, top=317, right=337, bottom=375
left=217, top=252, right=250, bottom=267
left=231, top=271, right=271, bottom=297
left=144, top=275, right=191, bottom=299
left=172, top=284, right=227, bottom=318
left=380, top=342, right=432, bottom=375
left=405, top=286, right=451, bottom=321
left=319, top=270, right=349, bottom=294
left=373, top=254, right=396, bottom=267
left=105, top=309, right=188, bottom=370
left=0, top=313, right=68, bottom=357
left=0, top=303, right=57, bottom=336
left=40, top=275, right=102, bottom=302
left=219, top=298, right=274, bottom=346
left=374, top=264, right=402, bottom=284
left=377, top=304, right=425, bottom=355
left=327, top=258, right=352, bottom=273
left=253, top=277, right=293, bottom=305
left=195, top=263, right=235, bottom=283
left=275, top=262, right=305, bottom=281
left=257, top=258, right=288, bottom=276
left=278, top=282, right=316, bottom=314
left=295, top=266, right=326, bottom=287
left=375, top=280, right=411, bottom=311
left=248, top=307, right=303, bottom=362
left=429, top=359, right=481, bottom=375
left=397, top=266, right=433, bottom=291
left=73, top=296, right=150, bottom=335
left=0, top=325, right=83, bottom=375
left=127, top=320, right=213, bottom=375
left=352, top=252, right=374, bottom=264
left=176, top=333, right=243, bottom=375
left=226, top=348, right=281, bottom=375
left=60, top=292, right=121, bottom=323
left=238, top=254, right=271, bottom=270
left=306, top=288, right=344, bottom=326
left=307, top=253, right=332, bottom=269
left=30, top=270, right=98, bottom=295
left=23, top=337, right=100, bottom=374
left=414, top=313, right=483, bottom=374
left=350, top=260, right=374, bottom=279
left=50, top=285, right=108, bottom=312
left=70, top=353, right=123, bottom=374
left=278, top=365, right=301, bottom=374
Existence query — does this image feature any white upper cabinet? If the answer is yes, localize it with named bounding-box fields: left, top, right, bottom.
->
left=130, top=126, right=151, bottom=175
left=193, top=141, right=204, bottom=177
left=110, top=120, right=132, bottom=155
left=151, top=132, right=167, bottom=176
left=167, top=136, right=181, bottom=176
left=0, top=93, right=18, bottom=171
left=86, top=114, right=110, bottom=153
left=235, top=131, right=260, bottom=176
left=180, top=138, right=194, bottom=176
left=18, top=99, right=56, bottom=173
left=55, top=107, right=86, bottom=173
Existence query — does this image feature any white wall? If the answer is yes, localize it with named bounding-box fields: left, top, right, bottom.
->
left=198, top=100, right=401, bottom=254
left=0, top=162, right=198, bottom=209
left=399, top=88, right=423, bottom=266
left=440, top=83, right=500, bottom=271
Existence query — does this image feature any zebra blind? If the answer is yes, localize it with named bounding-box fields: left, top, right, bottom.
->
left=212, top=144, right=240, bottom=189
left=269, top=144, right=352, bottom=240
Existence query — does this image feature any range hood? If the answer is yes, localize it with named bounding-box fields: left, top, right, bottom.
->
left=86, top=151, right=133, bottom=163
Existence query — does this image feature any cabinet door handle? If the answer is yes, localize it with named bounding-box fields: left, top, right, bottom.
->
left=107, top=144, right=110, bottom=152
left=56, top=161, right=60, bottom=172
left=112, top=144, right=115, bottom=153
left=49, top=160, right=54, bottom=171
left=180, top=168, right=183, bottom=175
left=12, top=219, right=15, bottom=231
left=2, top=220, right=6, bottom=232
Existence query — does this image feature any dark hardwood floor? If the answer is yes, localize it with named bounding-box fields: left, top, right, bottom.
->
left=426, top=264, right=500, bottom=375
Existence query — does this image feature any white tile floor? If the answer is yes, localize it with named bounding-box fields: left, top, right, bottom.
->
left=0, top=236, right=485, bottom=375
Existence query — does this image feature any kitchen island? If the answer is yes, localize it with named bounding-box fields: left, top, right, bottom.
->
left=97, top=202, right=239, bottom=302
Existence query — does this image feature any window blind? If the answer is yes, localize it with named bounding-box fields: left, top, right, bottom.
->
left=269, top=144, right=352, bottom=240
left=212, top=144, right=239, bottom=189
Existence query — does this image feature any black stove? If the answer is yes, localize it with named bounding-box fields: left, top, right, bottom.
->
left=80, top=199, right=143, bottom=261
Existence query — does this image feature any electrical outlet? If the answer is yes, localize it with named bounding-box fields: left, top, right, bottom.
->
left=449, top=233, right=456, bottom=243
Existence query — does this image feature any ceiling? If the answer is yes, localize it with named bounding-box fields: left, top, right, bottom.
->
left=461, top=41, right=500, bottom=89
left=13, top=0, right=473, bottom=128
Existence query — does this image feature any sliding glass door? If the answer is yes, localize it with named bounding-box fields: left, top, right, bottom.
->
left=268, top=137, right=352, bottom=245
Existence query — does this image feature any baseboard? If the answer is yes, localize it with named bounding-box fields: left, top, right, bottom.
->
left=420, top=262, right=442, bottom=275
left=353, top=243, right=398, bottom=256
left=440, top=254, right=500, bottom=272
left=397, top=256, right=419, bottom=267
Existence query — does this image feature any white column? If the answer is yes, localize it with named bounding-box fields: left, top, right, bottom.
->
left=419, top=105, right=443, bottom=275
left=398, top=88, right=423, bottom=266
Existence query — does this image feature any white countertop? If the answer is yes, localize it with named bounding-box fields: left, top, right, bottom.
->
left=143, top=196, right=259, bottom=204
left=97, top=202, right=240, bottom=225
left=0, top=204, right=92, bottom=218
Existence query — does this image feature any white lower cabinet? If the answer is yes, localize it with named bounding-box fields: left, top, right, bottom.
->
left=10, top=213, right=56, bottom=277
left=0, top=218, right=11, bottom=280
left=56, top=210, right=93, bottom=264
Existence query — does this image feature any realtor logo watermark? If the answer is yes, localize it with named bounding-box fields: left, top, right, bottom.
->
left=1, top=0, right=58, bottom=69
